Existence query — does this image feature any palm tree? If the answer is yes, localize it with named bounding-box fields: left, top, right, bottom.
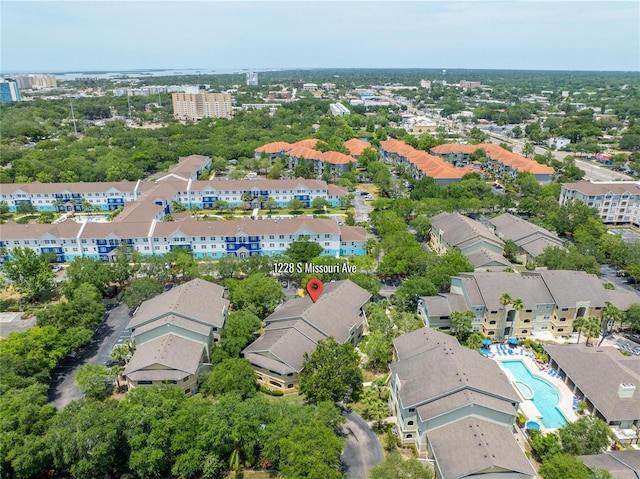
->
left=598, top=302, right=624, bottom=346
left=573, top=316, right=586, bottom=344
left=512, top=297, right=524, bottom=317
left=499, top=292, right=512, bottom=335
left=584, top=316, right=601, bottom=346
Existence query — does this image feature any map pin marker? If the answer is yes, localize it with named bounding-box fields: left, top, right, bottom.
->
left=306, top=278, right=323, bottom=303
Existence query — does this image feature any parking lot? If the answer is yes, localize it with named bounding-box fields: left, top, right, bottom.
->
left=613, top=335, right=640, bottom=356
left=48, top=302, right=132, bottom=409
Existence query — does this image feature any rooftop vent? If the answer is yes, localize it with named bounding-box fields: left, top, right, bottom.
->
left=618, top=383, right=635, bottom=399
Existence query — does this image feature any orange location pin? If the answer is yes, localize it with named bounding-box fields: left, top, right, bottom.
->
left=306, top=278, right=323, bottom=303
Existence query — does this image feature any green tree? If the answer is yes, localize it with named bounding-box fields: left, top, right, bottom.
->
left=311, top=196, right=330, bottom=210
left=559, top=415, right=614, bottom=456
left=530, top=430, right=562, bottom=462
left=213, top=310, right=262, bottom=360
left=299, top=337, right=363, bottom=403
left=573, top=316, right=586, bottom=345
left=538, top=453, right=592, bottom=479
left=503, top=239, right=519, bottom=261
left=626, top=303, right=640, bottom=331
left=74, top=363, right=110, bottom=397
left=264, top=196, right=277, bottom=213
left=583, top=316, right=602, bottom=346
left=201, top=358, right=257, bottom=399
left=286, top=238, right=324, bottom=264
left=361, top=331, right=393, bottom=371
left=122, top=277, right=164, bottom=307
left=450, top=309, right=474, bottom=342
left=410, top=215, right=432, bottom=242
left=65, top=256, right=115, bottom=296
left=3, top=247, right=55, bottom=301
left=598, top=302, right=624, bottom=345
left=46, top=398, right=123, bottom=479
left=287, top=198, right=305, bottom=212
left=369, top=451, right=434, bottom=479
left=225, top=273, right=284, bottom=318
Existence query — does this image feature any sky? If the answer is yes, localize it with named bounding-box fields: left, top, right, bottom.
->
left=2, top=1, right=639, bottom=73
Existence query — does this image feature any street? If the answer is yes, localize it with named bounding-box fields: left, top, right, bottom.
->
left=352, top=191, right=373, bottom=222
left=340, top=409, right=383, bottom=478
left=47, top=302, right=132, bottom=409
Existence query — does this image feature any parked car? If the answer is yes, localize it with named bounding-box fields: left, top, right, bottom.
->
left=52, top=265, right=63, bottom=273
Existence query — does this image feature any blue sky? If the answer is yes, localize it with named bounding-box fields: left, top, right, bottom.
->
left=2, top=1, right=639, bottom=73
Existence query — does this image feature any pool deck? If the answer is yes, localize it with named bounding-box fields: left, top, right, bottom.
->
left=489, top=345, right=578, bottom=431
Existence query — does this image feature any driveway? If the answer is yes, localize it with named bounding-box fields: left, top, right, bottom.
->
left=48, top=302, right=132, bottom=409
left=340, top=409, right=383, bottom=478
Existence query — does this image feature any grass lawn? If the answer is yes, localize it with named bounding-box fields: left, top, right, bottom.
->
left=357, top=184, right=380, bottom=196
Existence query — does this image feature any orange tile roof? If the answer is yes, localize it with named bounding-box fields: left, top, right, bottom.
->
left=430, top=143, right=554, bottom=175
left=344, top=138, right=371, bottom=156
left=380, top=139, right=464, bottom=179
left=292, top=139, right=319, bottom=149
left=255, top=141, right=292, bottom=154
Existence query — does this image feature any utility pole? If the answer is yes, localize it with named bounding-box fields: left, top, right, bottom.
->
left=69, top=98, right=78, bottom=137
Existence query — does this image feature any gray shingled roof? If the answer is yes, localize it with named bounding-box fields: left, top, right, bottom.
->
left=391, top=328, right=519, bottom=409
left=544, top=344, right=640, bottom=422
left=128, top=278, right=228, bottom=330
left=465, top=248, right=513, bottom=270
left=530, top=270, right=611, bottom=309
left=579, top=450, right=640, bottom=479
left=243, top=323, right=318, bottom=374
left=428, top=417, right=536, bottom=479
left=417, top=389, right=517, bottom=422
left=420, top=294, right=469, bottom=317
left=123, top=334, right=204, bottom=380
left=431, top=212, right=504, bottom=250
left=132, top=314, right=212, bottom=337
left=265, top=280, right=371, bottom=342
left=562, top=181, right=640, bottom=196
left=459, top=272, right=554, bottom=311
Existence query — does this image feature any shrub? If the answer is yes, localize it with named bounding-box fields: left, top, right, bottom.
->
left=260, top=386, right=284, bottom=396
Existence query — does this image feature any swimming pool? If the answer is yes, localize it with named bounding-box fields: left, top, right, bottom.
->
left=499, top=360, right=568, bottom=429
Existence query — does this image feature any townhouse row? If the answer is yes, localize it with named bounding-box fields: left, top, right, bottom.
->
left=0, top=217, right=367, bottom=263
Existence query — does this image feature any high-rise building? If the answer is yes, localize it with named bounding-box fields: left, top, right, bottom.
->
left=246, top=72, right=258, bottom=86
left=13, top=74, right=57, bottom=89
left=0, top=78, right=22, bottom=104
left=172, top=89, right=233, bottom=121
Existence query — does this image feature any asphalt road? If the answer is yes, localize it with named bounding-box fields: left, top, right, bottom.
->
left=353, top=191, right=373, bottom=222
left=600, top=264, right=640, bottom=297
left=340, top=409, right=383, bottom=479
left=48, top=302, right=132, bottom=409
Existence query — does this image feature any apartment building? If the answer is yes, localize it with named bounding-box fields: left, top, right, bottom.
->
left=379, top=139, right=464, bottom=184
left=559, top=181, right=640, bottom=227
left=172, top=89, right=232, bottom=121
left=0, top=174, right=348, bottom=213
left=13, top=74, right=57, bottom=89
left=243, top=280, right=370, bottom=393
left=0, top=216, right=367, bottom=262
left=489, top=213, right=564, bottom=261
left=329, top=103, right=351, bottom=117
left=418, top=271, right=639, bottom=340
left=255, top=139, right=358, bottom=175
left=0, top=78, right=22, bottom=104
left=0, top=155, right=364, bottom=263
left=124, top=279, right=229, bottom=396
left=389, top=328, right=535, bottom=479
left=430, top=143, right=555, bottom=184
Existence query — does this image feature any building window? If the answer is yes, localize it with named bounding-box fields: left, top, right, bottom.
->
left=138, top=380, right=153, bottom=385
left=407, top=421, right=414, bottom=426
left=406, top=434, right=413, bottom=439
left=408, top=408, right=415, bottom=412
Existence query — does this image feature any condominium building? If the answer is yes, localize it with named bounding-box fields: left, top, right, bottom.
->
left=243, top=280, right=370, bottom=393
left=13, top=74, right=57, bottom=90
left=0, top=155, right=366, bottom=263
left=418, top=271, right=639, bottom=340
left=172, top=89, right=232, bottom=121
left=246, top=72, right=258, bottom=86
left=559, top=181, right=640, bottom=227
left=0, top=78, right=22, bottom=104
left=389, top=328, right=535, bottom=479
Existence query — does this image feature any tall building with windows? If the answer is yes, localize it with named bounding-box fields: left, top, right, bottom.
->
left=246, top=72, right=258, bottom=86
left=172, top=89, right=232, bottom=121
left=0, top=78, right=22, bottom=104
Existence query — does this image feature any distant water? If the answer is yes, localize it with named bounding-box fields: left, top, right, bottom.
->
left=55, top=68, right=279, bottom=81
